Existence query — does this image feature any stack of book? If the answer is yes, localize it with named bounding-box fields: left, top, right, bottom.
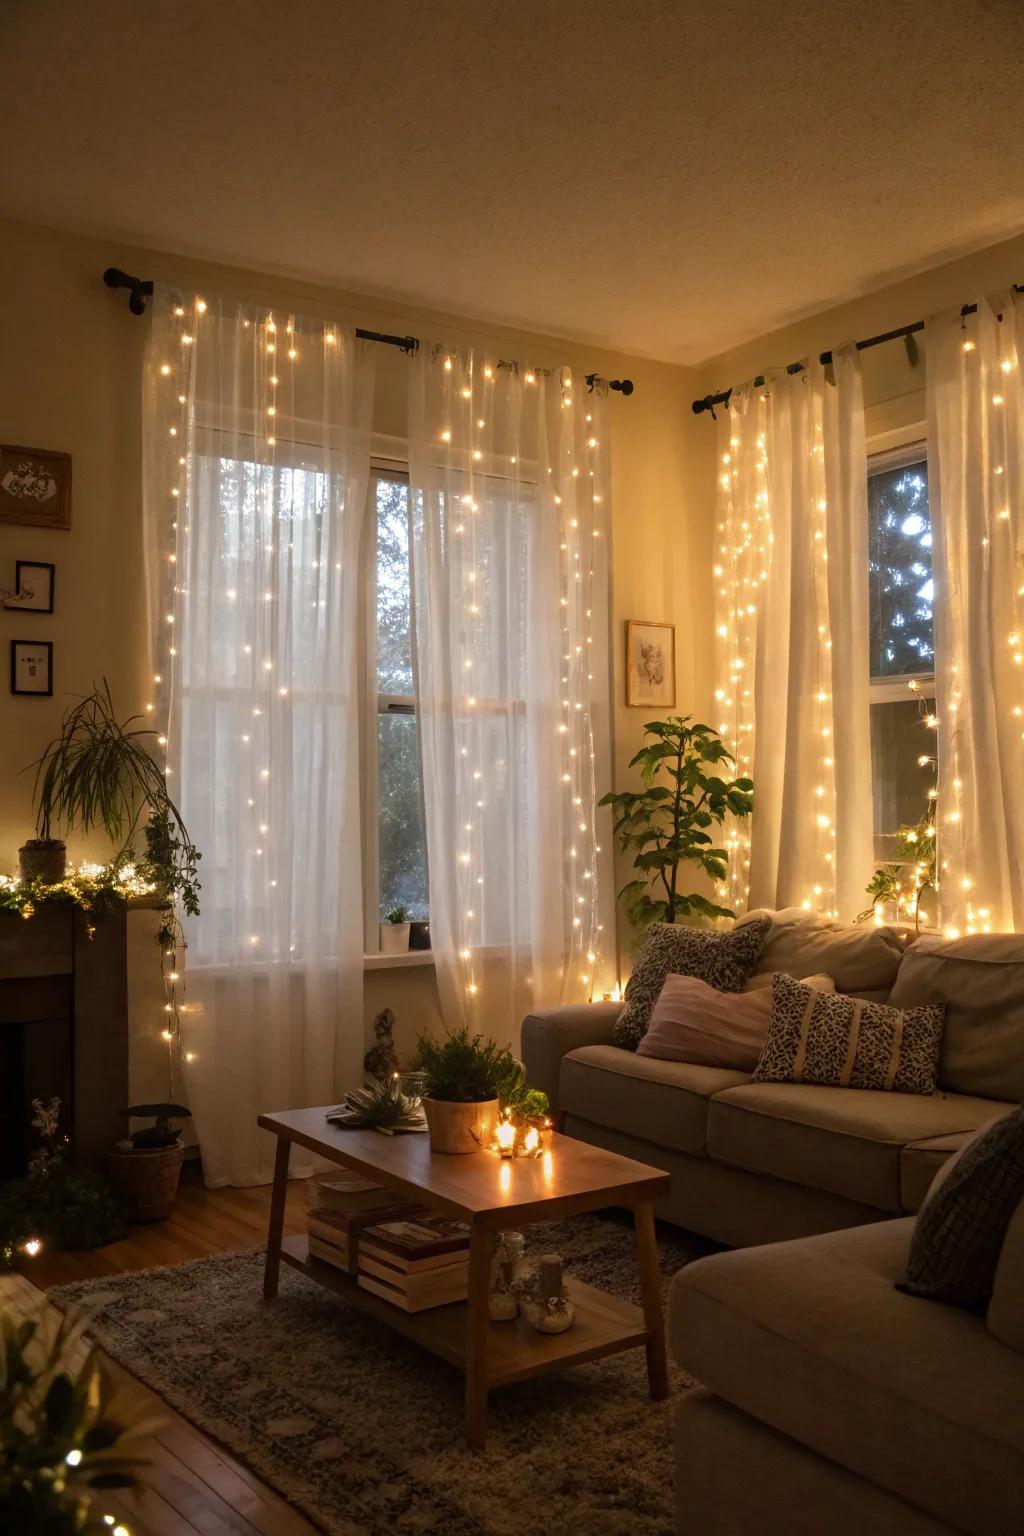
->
left=305, top=1172, right=423, bottom=1275
left=357, top=1217, right=471, bottom=1312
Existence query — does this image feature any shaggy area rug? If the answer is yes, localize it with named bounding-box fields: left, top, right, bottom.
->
left=50, top=1214, right=711, bottom=1536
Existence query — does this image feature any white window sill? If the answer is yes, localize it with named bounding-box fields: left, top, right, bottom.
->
left=363, top=950, right=435, bottom=971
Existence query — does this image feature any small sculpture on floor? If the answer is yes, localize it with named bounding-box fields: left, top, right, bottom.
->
left=363, top=1008, right=400, bottom=1081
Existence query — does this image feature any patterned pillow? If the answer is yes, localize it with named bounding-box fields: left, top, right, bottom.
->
left=898, top=1107, right=1024, bottom=1311
left=613, top=917, right=771, bottom=1050
left=752, top=972, right=944, bottom=1094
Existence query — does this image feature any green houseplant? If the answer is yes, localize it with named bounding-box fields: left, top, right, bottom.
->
left=413, top=1029, right=545, bottom=1154
left=0, top=1099, right=126, bottom=1271
left=600, top=716, right=753, bottom=929
left=380, top=903, right=411, bottom=956
left=102, top=1104, right=190, bottom=1223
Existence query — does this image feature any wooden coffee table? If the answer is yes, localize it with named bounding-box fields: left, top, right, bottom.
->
left=258, top=1108, right=671, bottom=1447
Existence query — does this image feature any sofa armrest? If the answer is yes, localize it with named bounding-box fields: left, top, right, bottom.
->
left=521, top=1001, right=621, bottom=1108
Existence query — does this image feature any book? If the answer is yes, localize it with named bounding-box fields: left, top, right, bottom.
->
left=305, top=1172, right=397, bottom=1213
left=359, top=1252, right=469, bottom=1292
left=308, top=1234, right=352, bottom=1272
left=360, top=1217, right=470, bottom=1265
left=307, top=1200, right=425, bottom=1240
left=358, top=1238, right=469, bottom=1275
left=357, top=1270, right=468, bottom=1313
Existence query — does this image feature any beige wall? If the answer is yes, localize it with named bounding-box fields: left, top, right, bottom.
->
left=0, top=218, right=709, bottom=1077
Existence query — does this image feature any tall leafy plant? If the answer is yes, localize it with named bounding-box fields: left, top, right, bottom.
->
left=600, top=716, right=753, bottom=927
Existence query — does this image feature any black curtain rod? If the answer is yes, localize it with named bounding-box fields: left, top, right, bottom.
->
left=103, top=268, right=635, bottom=395
left=691, top=284, right=1024, bottom=417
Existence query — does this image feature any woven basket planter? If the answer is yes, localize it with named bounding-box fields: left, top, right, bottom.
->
left=104, top=1143, right=184, bottom=1223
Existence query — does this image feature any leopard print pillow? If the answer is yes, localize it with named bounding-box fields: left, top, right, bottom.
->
left=614, top=917, right=772, bottom=1050
left=753, top=972, right=944, bottom=1095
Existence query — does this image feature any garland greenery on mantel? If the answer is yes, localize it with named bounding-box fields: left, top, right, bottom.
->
left=0, top=860, right=166, bottom=938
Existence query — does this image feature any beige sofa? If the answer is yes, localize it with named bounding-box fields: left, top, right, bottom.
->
left=670, top=1206, right=1024, bottom=1533
left=521, top=915, right=1024, bottom=1247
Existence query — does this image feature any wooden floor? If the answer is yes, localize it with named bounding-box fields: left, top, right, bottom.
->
left=2, top=1163, right=320, bottom=1535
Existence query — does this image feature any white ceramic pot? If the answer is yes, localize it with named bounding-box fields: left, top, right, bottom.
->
left=379, top=922, right=411, bottom=955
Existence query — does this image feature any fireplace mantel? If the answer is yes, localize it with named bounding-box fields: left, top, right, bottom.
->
left=0, top=904, right=128, bottom=1174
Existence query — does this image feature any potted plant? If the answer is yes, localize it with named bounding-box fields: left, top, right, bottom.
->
left=22, top=681, right=201, bottom=927
left=103, top=1103, right=190, bottom=1222
left=599, top=715, right=754, bottom=928
left=413, top=1028, right=530, bottom=1154
left=380, top=904, right=411, bottom=955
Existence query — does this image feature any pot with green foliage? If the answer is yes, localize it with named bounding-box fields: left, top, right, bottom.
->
left=380, top=904, right=411, bottom=955
left=600, top=715, right=753, bottom=928
left=413, top=1028, right=533, bottom=1154
left=103, top=1103, right=190, bottom=1222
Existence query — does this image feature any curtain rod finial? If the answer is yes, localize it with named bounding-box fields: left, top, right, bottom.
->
left=103, top=267, right=154, bottom=316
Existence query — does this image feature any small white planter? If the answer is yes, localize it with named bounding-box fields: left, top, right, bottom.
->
left=379, top=922, right=411, bottom=955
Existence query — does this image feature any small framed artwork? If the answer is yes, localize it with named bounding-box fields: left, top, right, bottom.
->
left=0, top=445, right=72, bottom=531
left=1, top=561, right=56, bottom=614
left=626, top=619, right=676, bottom=708
left=10, top=640, right=53, bottom=697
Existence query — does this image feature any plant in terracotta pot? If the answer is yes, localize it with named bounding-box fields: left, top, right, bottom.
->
left=103, top=1103, right=190, bottom=1223
left=379, top=904, right=411, bottom=955
left=413, top=1028, right=531, bottom=1155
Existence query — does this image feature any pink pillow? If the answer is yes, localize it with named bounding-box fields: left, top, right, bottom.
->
left=638, top=972, right=834, bottom=1072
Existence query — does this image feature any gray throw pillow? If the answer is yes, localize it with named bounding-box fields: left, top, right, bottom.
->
left=899, top=1106, right=1024, bottom=1312
left=752, top=973, right=944, bottom=1095
left=614, top=916, right=771, bottom=1050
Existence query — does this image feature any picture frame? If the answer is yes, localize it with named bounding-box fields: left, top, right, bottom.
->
left=10, top=639, right=53, bottom=697
left=2, top=560, right=56, bottom=614
left=626, top=619, right=676, bottom=708
left=0, top=445, right=72, bottom=531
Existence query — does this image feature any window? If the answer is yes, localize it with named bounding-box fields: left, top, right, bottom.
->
left=366, top=469, right=428, bottom=939
left=868, top=443, right=936, bottom=863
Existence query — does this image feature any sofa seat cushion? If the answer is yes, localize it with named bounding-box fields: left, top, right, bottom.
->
left=559, top=1045, right=749, bottom=1156
left=708, top=1081, right=1011, bottom=1213
left=670, top=1219, right=1024, bottom=1536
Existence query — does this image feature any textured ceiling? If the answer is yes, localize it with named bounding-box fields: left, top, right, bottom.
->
left=4, top=0, right=1024, bottom=364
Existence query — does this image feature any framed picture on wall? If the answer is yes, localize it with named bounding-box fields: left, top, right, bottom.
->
left=10, top=639, right=53, bottom=696
left=0, top=445, right=71, bottom=531
left=2, top=560, right=56, bottom=613
left=626, top=619, right=675, bottom=708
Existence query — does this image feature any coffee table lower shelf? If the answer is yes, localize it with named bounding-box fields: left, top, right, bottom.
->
left=281, top=1234, right=649, bottom=1389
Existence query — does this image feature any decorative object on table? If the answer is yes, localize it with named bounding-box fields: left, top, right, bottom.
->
left=357, top=1217, right=471, bottom=1312
left=380, top=904, right=411, bottom=955
left=306, top=1174, right=425, bottom=1276
left=412, top=1027, right=521, bottom=1154
left=489, top=1229, right=525, bottom=1321
left=363, top=1007, right=400, bottom=1080
left=612, top=913, right=772, bottom=1050
left=0, top=1299, right=154, bottom=1533
left=327, top=1076, right=427, bottom=1134
left=898, top=1106, right=1024, bottom=1312
left=102, top=1102, right=190, bottom=1222
left=600, top=715, right=753, bottom=932
left=752, top=973, right=945, bottom=1096
left=409, top=917, right=431, bottom=951
left=0, top=1097, right=127, bottom=1269
left=0, top=443, right=71, bottom=530
left=626, top=618, right=675, bottom=707
left=1, top=559, right=55, bottom=613
left=516, top=1253, right=576, bottom=1334
left=10, top=637, right=53, bottom=697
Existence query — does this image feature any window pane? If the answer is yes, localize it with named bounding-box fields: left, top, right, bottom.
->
left=870, top=696, right=935, bottom=861
left=868, top=459, right=933, bottom=677
left=376, top=477, right=413, bottom=695
left=377, top=712, right=428, bottom=920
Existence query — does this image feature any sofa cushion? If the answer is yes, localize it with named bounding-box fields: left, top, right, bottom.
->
left=989, top=1197, right=1024, bottom=1354
left=708, top=1080, right=1012, bottom=1213
left=889, top=933, right=1024, bottom=1100
left=900, top=1106, right=1024, bottom=1311
left=613, top=916, right=771, bottom=1049
left=738, top=906, right=908, bottom=996
left=670, top=1218, right=1024, bottom=1536
left=900, top=1131, right=976, bottom=1213
left=637, top=971, right=834, bottom=1072
left=559, top=1044, right=748, bottom=1156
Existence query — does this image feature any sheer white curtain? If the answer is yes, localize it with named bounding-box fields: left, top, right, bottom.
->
left=143, top=289, right=375, bottom=1186
left=409, top=349, right=615, bottom=1045
left=929, top=293, right=1024, bottom=934
left=714, top=349, right=874, bottom=920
